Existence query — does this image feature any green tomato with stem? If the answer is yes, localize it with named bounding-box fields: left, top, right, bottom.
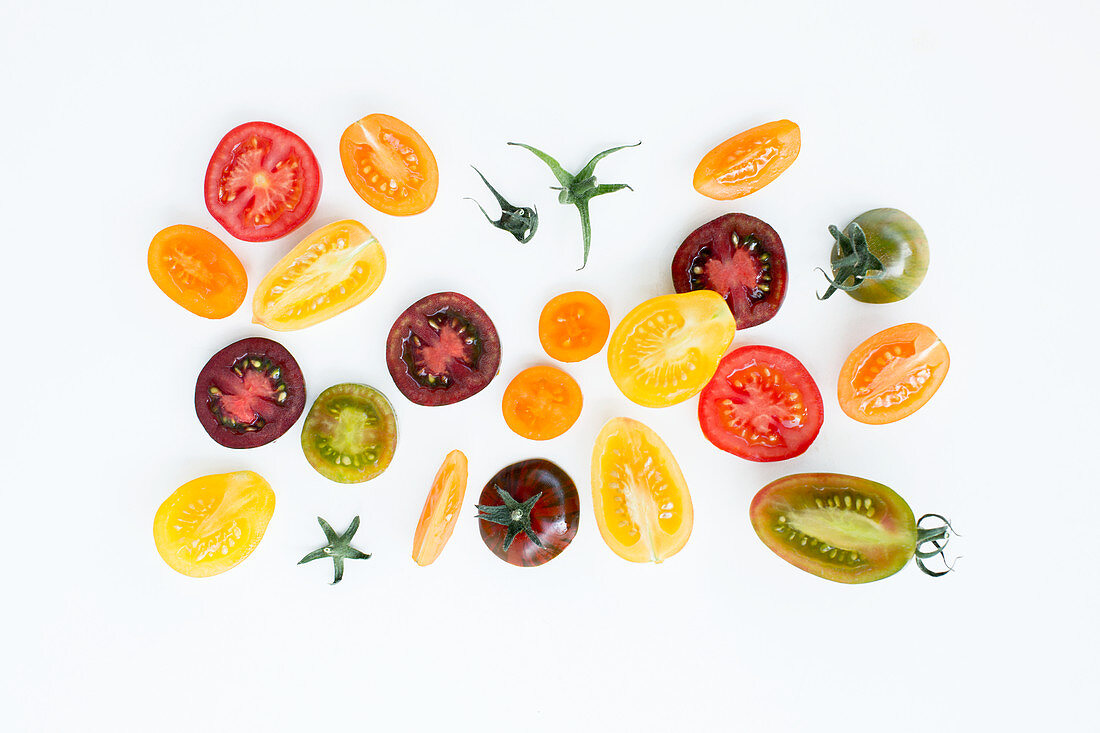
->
left=818, top=208, right=928, bottom=303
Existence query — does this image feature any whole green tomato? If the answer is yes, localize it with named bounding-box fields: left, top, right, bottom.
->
left=818, top=208, right=928, bottom=303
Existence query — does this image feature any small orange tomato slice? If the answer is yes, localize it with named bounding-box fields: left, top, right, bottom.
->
left=148, top=224, right=247, bottom=319
left=838, top=323, right=950, bottom=425
left=502, top=366, right=583, bottom=440
left=592, top=418, right=693, bottom=563
left=340, top=114, right=439, bottom=216
left=693, top=119, right=801, bottom=200
left=153, top=471, right=275, bottom=578
left=252, top=219, right=385, bottom=331
left=412, top=450, right=469, bottom=566
left=538, top=291, right=611, bottom=362
left=607, top=290, right=736, bottom=407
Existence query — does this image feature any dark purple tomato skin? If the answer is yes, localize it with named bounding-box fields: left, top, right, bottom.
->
left=671, top=213, right=787, bottom=329
left=478, top=459, right=580, bottom=567
left=385, top=291, right=502, bottom=407
left=194, top=337, right=306, bottom=449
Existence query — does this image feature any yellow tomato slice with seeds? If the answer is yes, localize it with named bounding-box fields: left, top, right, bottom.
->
left=607, top=290, right=736, bottom=407
left=252, top=219, right=386, bottom=331
left=592, top=418, right=693, bottom=563
left=153, top=471, right=275, bottom=578
left=412, top=450, right=468, bottom=566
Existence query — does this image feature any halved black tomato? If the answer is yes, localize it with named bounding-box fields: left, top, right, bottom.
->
left=385, top=292, right=501, bottom=406
left=195, top=337, right=306, bottom=449
left=476, top=459, right=580, bottom=567
left=301, top=383, right=397, bottom=483
left=671, top=213, right=787, bottom=329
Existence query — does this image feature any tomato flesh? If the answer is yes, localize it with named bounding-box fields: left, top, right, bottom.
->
left=538, top=291, right=610, bottom=362
left=750, top=473, right=917, bottom=583
left=301, top=384, right=397, bottom=483
left=412, top=450, right=469, bottom=566
left=502, top=366, right=583, bottom=440
left=148, top=225, right=247, bottom=319
left=477, top=459, right=580, bottom=567
left=340, top=114, right=438, bottom=216
left=693, top=119, right=800, bottom=200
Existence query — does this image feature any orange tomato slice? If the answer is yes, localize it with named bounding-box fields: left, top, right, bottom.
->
left=252, top=219, right=386, bottom=331
left=412, top=450, right=469, bottom=566
left=501, top=366, right=583, bottom=440
left=592, top=418, right=693, bottom=563
left=153, top=471, right=275, bottom=578
left=693, top=119, right=801, bottom=200
left=148, top=224, right=247, bottom=319
left=607, top=290, right=736, bottom=407
left=838, top=323, right=950, bottom=425
left=538, top=291, right=610, bottom=362
left=340, top=114, right=439, bottom=216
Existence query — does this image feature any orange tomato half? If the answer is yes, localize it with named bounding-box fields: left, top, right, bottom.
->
left=148, top=224, right=247, bottom=319
left=693, top=119, right=801, bottom=200
left=340, top=114, right=439, bottom=216
left=412, top=450, right=469, bottom=566
left=502, top=366, right=583, bottom=440
left=838, top=323, right=950, bottom=425
left=252, top=219, right=386, bottom=331
left=538, top=291, right=610, bottom=363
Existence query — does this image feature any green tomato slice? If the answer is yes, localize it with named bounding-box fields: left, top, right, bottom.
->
left=301, top=383, right=398, bottom=483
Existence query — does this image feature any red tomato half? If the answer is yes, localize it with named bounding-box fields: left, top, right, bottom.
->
left=204, top=121, right=322, bottom=242
left=698, top=345, right=823, bottom=462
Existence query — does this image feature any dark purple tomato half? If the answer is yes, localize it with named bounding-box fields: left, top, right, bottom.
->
left=194, top=337, right=306, bottom=449
left=476, top=459, right=580, bottom=567
left=672, top=213, right=788, bottom=329
left=385, top=291, right=501, bottom=406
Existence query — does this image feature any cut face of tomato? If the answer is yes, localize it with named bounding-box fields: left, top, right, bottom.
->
left=153, top=471, right=275, bottom=578
left=502, top=366, right=583, bottom=440
left=386, top=292, right=501, bottom=406
left=750, top=473, right=918, bottom=583
left=340, top=113, right=438, bottom=216
left=252, top=219, right=386, bottom=331
left=412, top=450, right=469, bottom=566
left=693, top=119, right=801, bottom=200
left=538, top=291, right=610, bottom=362
left=204, top=121, right=321, bottom=242
left=838, top=323, right=949, bottom=425
left=148, top=225, right=247, bottom=319
left=672, top=213, right=787, bottom=329
left=607, top=290, right=736, bottom=407
left=195, top=337, right=306, bottom=449
left=591, top=418, right=692, bottom=563
left=301, top=384, right=397, bottom=483
left=699, top=345, right=823, bottom=462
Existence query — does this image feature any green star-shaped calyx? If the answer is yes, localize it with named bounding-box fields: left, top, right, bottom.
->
left=475, top=485, right=544, bottom=551
left=298, top=515, right=372, bottom=584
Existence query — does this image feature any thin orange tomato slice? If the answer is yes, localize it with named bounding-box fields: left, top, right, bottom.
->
left=148, top=224, right=247, bottom=319
left=693, top=119, right=801, bottom=200
left=252, top=219, right=386, bottom=331
left=340, top=114, right=438, bottom=216
left=838, top=323, right=950, bottom=424
left=592, top=418, right=693, bottom=563
left=502, top=366, right=583, bottom=440
left=538, top=291, right=610, bottom=362
left=607, top=290, right=736, bottom=407
left=412, top=450, right=469, bottom=566
left=153, top=471, right=275, bottom=578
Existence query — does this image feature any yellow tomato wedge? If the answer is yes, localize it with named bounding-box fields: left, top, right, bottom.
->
left=607, top=290, right=736, bottom=407
left=153, top=471, right=275, bottom=578
left=252, top=219, right=386, bottom=330
left=412, top=450, right=468, bottom=566
left=592, top=418, right=693, bottom=563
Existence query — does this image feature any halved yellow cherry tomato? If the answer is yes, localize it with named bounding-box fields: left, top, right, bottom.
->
left=148, top=224, right=247, bottom=319
left=538, top=291, right=610, bottom=362
left=591, top=418, right=693, bottom=563
left=412, top=450, right=468, bottom=566
left=607, top=290, right=736, bottom=407
left=153, top=471, right=275, bottom=578
left=502, top=366, right=583, bottom=440
left=252, top=219, right=386, bottom=331
left=340, top=114, right=439, bottom=216
left=693, top=119, right=801, bottom=200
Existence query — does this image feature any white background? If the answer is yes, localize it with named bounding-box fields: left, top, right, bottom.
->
left=3, top=1, right=1098, bottom=731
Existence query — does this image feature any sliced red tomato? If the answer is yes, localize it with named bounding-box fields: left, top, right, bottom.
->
left=340, top=114, right=438, bottom=216
left=204, top=121, right=321, bottom=242
left=698, top=345, right=823, bottom=462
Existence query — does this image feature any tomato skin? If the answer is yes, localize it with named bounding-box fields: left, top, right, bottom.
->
left=693, top=120, right=800, bottom=200
left=412, top=450, right=469, bottom=566
left=501, top=366, right=583, bottom=440
left=477, top=459, right=579, bottom=567
left=830, top=209, right=928, bottom=303
left=838, top=323, right=949, bottom=425
left=300, top=383, right=398, bottom=484
left=750, top=473, right=918, bottom=584
left=204, top=121, right=321, bottom=242
left=698, top=345, right=824, bottom=462
left=148, top=225, right=247, bottom=319
left=340, top=113, right=438, bottom=216
left=538, top=291, right=610, bottom=362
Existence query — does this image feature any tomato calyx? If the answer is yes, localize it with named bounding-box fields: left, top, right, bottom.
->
left=914, top=513, right=957, bottom=577
left=816, top=223, right=885, bottom=300
left=298, top=516, right=372, bottom=585
left=467, top=166, right=538, bottom=243
left=475, top=486, right=545, bottom=551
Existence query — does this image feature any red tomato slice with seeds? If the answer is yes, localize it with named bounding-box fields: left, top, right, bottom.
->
left=204, top=121, right=322, bottom=242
